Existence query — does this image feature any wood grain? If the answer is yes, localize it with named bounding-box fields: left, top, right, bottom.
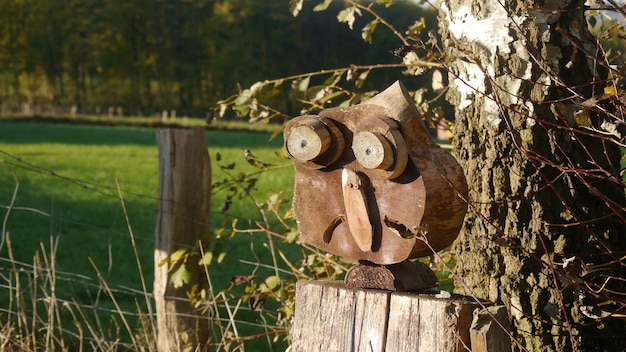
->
left=291, top=281, right=390, bottom=352
left=291, top=281, right=509, bottom=352
left=286, top=81, right=468, bottom=264
left=155, top=128, right=210, bottom=351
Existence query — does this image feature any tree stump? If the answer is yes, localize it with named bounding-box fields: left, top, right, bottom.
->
left=291, top=281, right=510, bottom=352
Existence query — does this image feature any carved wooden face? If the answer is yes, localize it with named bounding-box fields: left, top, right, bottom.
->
left=284, top=82, right=468, bottom=265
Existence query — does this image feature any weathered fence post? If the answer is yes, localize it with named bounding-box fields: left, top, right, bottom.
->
left=155, top=128, right=211, bottom=351
left=291, top=281, right=512, bottom=351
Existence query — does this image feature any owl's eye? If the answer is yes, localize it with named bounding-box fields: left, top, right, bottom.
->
left=284, top=115, right=345, bottom=169
left=352, top=117, right=408, bottom=179
left=352, top=131, right=394, bottom=170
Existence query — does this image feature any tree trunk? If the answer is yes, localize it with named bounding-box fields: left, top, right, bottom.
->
left=438, top=1, right=626, bottom=351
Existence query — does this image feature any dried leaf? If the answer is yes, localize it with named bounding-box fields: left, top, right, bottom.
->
left=361, top=20, right=378, bottom=44
left=337, top=6, right=361, bottom=30
left=231, top=275, right=258, bottom=285
left=432, top=70, right=444, bottom=91
left=244, top=149, right=272, bottom=169
left=249, top=294, right=267, bottom=311
left=289, top=0, right=303, bottom=16
left=581, top=94, right=610, bottom=109
left=563, top=256, right=587, bottom=277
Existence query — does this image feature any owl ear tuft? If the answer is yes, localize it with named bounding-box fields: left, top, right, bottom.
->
left=284, top=115, right=345, bottom=169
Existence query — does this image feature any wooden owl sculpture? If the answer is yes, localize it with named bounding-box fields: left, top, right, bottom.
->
left=284, top=81, right=468, bottom=269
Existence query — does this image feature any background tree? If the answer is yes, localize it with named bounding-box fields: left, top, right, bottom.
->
left=438, top=0, right=626, bottom=350
left=223, top=0, right=626, bottom=349
left=0, top=0, right=432, bottom=117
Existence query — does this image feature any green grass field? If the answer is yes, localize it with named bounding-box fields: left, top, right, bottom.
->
left=0, top=120, right=297, bottom=350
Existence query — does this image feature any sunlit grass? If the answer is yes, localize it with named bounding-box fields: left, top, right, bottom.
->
left=0, top=121, right=295, bottom=349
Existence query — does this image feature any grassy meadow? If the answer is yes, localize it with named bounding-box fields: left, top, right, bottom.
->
left=0, top=120, right=297, bottom=350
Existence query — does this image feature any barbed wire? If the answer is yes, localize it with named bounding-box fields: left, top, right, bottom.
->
left=0, top=140, right=294, bottom=350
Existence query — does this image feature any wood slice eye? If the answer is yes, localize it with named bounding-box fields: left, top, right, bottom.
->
left=352, top=132, right=394, bottom=170
left=353, top=117, right=408, bottom=179
left=286, top=122, right=331, bottom=162
left=284, top=115, right=345, bottom=169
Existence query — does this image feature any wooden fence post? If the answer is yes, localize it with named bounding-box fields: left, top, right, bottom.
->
left=291, top=281, right=512, bottom=352
left=154, top=128, right=211, bottom=352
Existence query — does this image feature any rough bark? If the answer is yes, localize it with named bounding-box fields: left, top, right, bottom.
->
left=438, top=1, right=626, bottom=351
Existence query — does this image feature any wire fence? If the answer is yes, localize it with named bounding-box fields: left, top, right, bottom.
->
left=0, top=142, right=295, bottom=351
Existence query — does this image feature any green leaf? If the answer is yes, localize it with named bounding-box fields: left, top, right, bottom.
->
left=170, top=248, right=188, bottom=266
left=157, top=256, right=170, bottom=267
left=295, top=76, right=310, bottom=93
left=234, top=91, right=251, bottom=106
left=232, top=104, right=251, bottom=117
left=575, top=110, right=593, bottom=127
left=324, top=70, right=345, bottom=86
left=217, top=251, right=227, bottom=263
left=356, top=69, right=370, bottom=88
left=313, top=0, right=333, bottom=12
left=267, top=193, right=280, bottom=207
left=198, top=252, right=213, bottom=266
left=171, top=264, right=192, bottom=288
left=285, top=229, right=299, bottom=243
left=361, top=20, right=378, bottom=44
left=322, top=90, right=345, bottom=104
left=375, top=0, right=393, bottom=7
left=308, top=85, right=329, bottom=102
left=261, top=275, right=281, bottom=293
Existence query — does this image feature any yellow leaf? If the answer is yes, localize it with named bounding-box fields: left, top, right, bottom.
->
left=604, top=85, right=617, bottom=96
left=575, top=110, right=592, bottom=127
